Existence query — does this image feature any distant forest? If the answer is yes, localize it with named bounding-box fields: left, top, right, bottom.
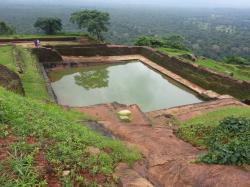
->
left=1, top=3, right=250, bottom=60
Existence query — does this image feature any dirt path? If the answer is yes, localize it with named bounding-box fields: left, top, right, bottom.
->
left=75, top=100, right=250, bottom=187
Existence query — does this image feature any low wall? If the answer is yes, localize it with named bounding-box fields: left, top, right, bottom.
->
left=0, top=64, right=24, bottom=95
left=36, top=45, right=250, bottom=100
left=32, top=48, right=63, bottom=68
left=138, top=47, right=250, bottom=100
left=0, top=37, right=77, bottom=43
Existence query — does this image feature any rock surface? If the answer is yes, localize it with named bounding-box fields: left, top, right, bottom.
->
left=115, top=163, right=154, bottom=187
left=0, top=64, right=24, bottom=95
left=75, top=101, right=250, bottom=187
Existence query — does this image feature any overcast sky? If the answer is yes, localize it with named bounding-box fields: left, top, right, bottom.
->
left=4, top=0, right=250, bottom=8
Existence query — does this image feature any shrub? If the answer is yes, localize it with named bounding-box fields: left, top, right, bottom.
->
left=199, top=117, right=250, bottom=165
left=224, top=56, right=250, bottom=65
left=134, top=35, right=189, bottom=50
left=0, top=21, right=15, bottom=35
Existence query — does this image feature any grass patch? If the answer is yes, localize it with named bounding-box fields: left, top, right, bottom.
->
left=0, top=45, right=49, bottom=100
left=198, top=117, right=250, bottom=165
left=177, top=106, right=250, bottom=147
left=158, top=47, right=190, bottom=57
left=0, top=87, right=140, bottom=186
left=17, top=47, right=49, bottom=100
left=0, top=45, right=16, bottom=72
left=196, top=58, right=250, bottom=82
left=158, top=47, right=250, bottom=82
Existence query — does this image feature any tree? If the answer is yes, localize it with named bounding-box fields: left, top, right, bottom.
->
left=134, top=36, right=164, bottom=48
left=134, top=35, right=188, bottom=50
left=0, top=21, right=15, bottom=35
left=70, top=10, right=110, bottom=41
left=34, top=17, right=62, bottom=35
left=224, top=56, right=250, bottom=65
left=74, top=69, right=109, bottom=90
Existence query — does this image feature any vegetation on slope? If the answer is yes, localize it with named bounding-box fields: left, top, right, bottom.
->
left=199, top=117, right=250, bottom=165
left=177, top=106, right=250, bottom=165
left=196, top=58, right=250, bottom=82
left=17, top=46, right=49, bottom=100
left=0, top=45, right=16, bottom=72
left=177, top=106, right=250, bottom=147
left=0, top=45, right=48, bottom=100
left=0, top=87, right=140, bottom=186
left=135, top=35, right=188, bottom=50
left=158, top=47, right=250, bottom=82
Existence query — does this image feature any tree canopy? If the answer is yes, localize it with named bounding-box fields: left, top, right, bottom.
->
left=0, top=21, right=15, bottom=35
left=134, top=35, right=188, bottom=50
left=224, top=56, right=250, bottom=65
left=70, top=10, right=110, bottom=41
left=74, top=69, right=109, bottom=90
left=34, top=17, right=62, bottom=35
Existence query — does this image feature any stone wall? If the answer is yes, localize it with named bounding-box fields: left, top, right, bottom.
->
left=39, top=45, right=250, bottom=100
left=0, top=64, right=24, bottom=95
left=32, top=48, right=63, bottom=68
left=138, top=47, right=250, bottom=100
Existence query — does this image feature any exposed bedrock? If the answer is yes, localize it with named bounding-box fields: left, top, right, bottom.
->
left=0, top=64, right=24, bottom=95
left=74, top=101, right=250, bottom=187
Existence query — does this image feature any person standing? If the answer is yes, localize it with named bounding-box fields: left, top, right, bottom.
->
left=34, top=39, right=38, bottom=48
left=37, top=39, right=40, bottom=48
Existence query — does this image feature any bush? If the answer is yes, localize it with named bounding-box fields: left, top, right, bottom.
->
left=0, top=21, right=15, bottom=35
left=134, top=35, right=189, bottom=50
left=199, top=117, right=250, bottom=165
left=224, top=56, right=250, bottom=65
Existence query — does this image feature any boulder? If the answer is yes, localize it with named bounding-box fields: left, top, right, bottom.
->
left=179, top=53, right=198, bottom=62
left=117, top=110, right=132, bottom=116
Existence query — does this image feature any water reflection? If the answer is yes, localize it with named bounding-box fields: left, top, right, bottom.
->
left=49, top=61, right=203, bottom=112
left=74, top=69, right=109, bottom=90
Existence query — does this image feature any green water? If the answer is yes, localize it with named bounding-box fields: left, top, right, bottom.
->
left=49, top=61, right=203, bottom=112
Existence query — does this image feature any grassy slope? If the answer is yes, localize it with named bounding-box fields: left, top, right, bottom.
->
left=158, top=47, right=190, bottom=57
left=0, top=45, right=16, bottom=72
left=158, top=48, right=250, bottom=82
left=0, top=87, right=140, bottom=186
left=0, top=45, right=49, bottom=100
left=178, top=106, right=250, bottom=147
left=17, top=47, right=49, bottom=100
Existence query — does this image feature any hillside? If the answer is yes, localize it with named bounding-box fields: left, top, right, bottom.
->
left=158, top=48, right=250, bottom=82
left=0, top=36, right=249, bottom=186
left=0, top=87, right=140, bottom=186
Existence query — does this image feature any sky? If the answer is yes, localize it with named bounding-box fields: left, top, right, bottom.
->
left=4, top=0, right=250, bottom=8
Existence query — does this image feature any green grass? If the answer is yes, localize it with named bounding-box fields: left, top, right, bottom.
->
left=158, top=47, right=190, bottom=57
left=0, top=87, right=140, bottom=186
left=17, top=47, right=49, bottom=100
left=196, top=58, right=250, bottom=82
left=0, top=45, right=49, bottom=100
left=158, top=47, right=250, bottom=82
left=0, top=45, right=16, bottom=71
left=177, top=106, right=250, bottom=147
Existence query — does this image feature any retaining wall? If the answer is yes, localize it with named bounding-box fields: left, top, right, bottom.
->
left=32, top=48, right=63, bottom=68
left=35, top=45, right=250, bottom=100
